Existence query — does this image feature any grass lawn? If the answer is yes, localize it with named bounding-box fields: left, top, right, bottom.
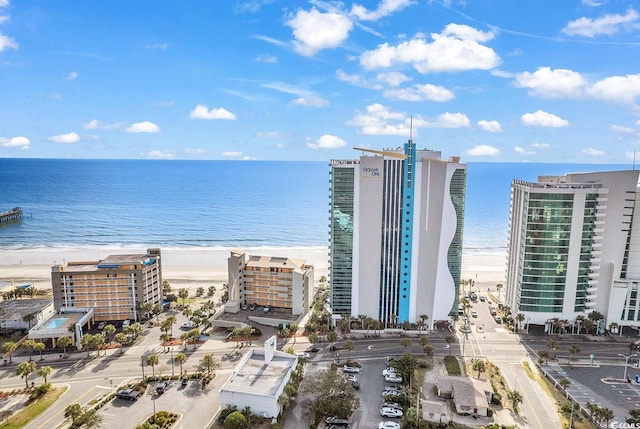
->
left=444, top=356, right=462, bottom=375
left=0, top=386, right=67, bottom=429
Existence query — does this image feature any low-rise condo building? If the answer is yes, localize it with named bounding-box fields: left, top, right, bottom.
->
left=227, top=251, right=314, bottom=315
left=505, top=170, right=640, bottom=333
left=51, top=248, right=163, bottom=322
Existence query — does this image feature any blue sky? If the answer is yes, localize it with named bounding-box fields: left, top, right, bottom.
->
left=1, top=0, right=639, bottom=162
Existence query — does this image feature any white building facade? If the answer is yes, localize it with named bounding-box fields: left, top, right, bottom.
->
left=329, top=141, right=466, bottom=327
left=505, top=170, right=640, bottom=331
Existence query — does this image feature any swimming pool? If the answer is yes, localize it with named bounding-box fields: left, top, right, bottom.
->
left=44, top=318, right=68, bottom=329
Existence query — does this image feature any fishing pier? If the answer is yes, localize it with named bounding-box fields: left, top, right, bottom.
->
left=0, top=207, right=23, bottom=224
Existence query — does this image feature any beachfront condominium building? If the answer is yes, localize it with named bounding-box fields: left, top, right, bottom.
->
left=504, top=170, right=640, bottom=332
left=51, top=248, right=163, bottom=322
left=329, top=139, right=466, bottom=328
left=227, top=251, right=314, bottom=315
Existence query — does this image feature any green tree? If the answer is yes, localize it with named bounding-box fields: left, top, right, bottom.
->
left=445, top=335, right=456, bottom=356
left=568, top=345, right=581, bottom=363
left=196, top=286, right=205, bottom=297
left=559, top=378, right=570, bottom=390
left=626, top=409, right=640, bottom=424
left=308, top=332, right=320, bottom=347
left=178, top=288, right=189, bottom=307
left=207, top=285, right=216, bottom=297
left=400, top=338, right=412, bottom=353
left=507, top=390, right=523, bottom=414
left=198, top=353, right=221, bottom=375
left=38, top=365, right=53, bottom=384
left=327, top=330, right=338, bottom=344
left=300, top=366, right=360, bottom=419
left=423, top=344, right=435, bottom=363
left=22, top=339, right=37, bottom=361
left=537, top=349, right=549, bottom=365
left=175, top=352, right=187, bottom=374
left=34, top=342, right=45, bottom=360
left=81, top=334, right=94, bottom=357
left=114, top=332, right=128, bottom=348
left=64, top=403, right=83, bottom=421
left=57, top=336, right=73, bottom=356
left=22, top=312, right=36, bottom=329
left=344, top=339, right=354, bottom=360
left=16, top=360, right=37, bottom=388
left=162, top=280, right=172, bottom=295
left=496, top=283, right=503, bottom=298
left=146, top=353, right=159, bottom=378
left=472, top=359, right=486, bottom=378
left=2, top=341, right=16, bottom=363
left=104, top=324, right=116, bottom=343
left=223, top=410, right=248, bottom=429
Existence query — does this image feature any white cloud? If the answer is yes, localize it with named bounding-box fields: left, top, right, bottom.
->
left=184, top=148, right=206, bottom=155
left=125, top=121, right=160, bottom=133
left=347, top=103, right=412, bottom=136
left=477, top=120, right=502, bottom=133
left=360, top=24, right=499, bottom=73
left=350, top=0, right=414, bottom=21
left=582, top=0, right=607, bottom=6
left=262, top=82, right=329, bottom=107
left=67, top=71, right=78, bottom=80
left=82, top=119, right=125, bottom=130
left=514, top=67, right=586, bottom=98
left=0, top=1, right=9, bottom=8
left=256, top=131, right=284, bottom=138
left=255, top=54, right=277, bottom=63
left=514, top=146, right=535, bottom=155
left=145, top=43, right=168, bottom=50
left=562, top=7, right=639, bottom=37
left=147, top=150, right=175, bottom=159
left=307, top=134, right=347, bottom=149
left=491, top=70, right=515, bottom=78
left=48, top=132, right=80, bottom=143
left=336, top=69, right=381, bottom=89
left=189, top=104, right=237, bottom=120
left=221, top=151, right=243, bottom=157
left=383, top=83, right=454, bottom=102
left=582, top=147, right=605, bottom=156
left=586, top=74, right=640, bottom=104
left=610, top=124, right=635, bottom=134
left=0, top=136, right=30, bottom=149
left=531, top=142, right=550, bottom=149
left=377, top=71, right=411, bottom=87
left=0, top=33, right=17, bottom=52
left=464, top=144, right=500, bottom=156
left=422, top=112, right=471, bottom=128
left=521, top=110, right=569, bottom=127
left=286, top=7, right=353, bottom=57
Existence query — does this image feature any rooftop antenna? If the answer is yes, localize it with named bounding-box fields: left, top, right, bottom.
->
left=409, top=116, right=413, bottom=143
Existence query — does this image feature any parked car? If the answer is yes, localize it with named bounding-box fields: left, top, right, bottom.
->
left=306, top=346, right=319, bottom=353
left=342, top=365, right=361, bottom=374
left=325, top=416, right=349, bottom=426
left=379, top=422, right=401, bottom=429
left=97, top=321, right=107, bottom=330
left=249, top=303, right=257, bottom=311
left=330, top=343, right=345, bottom=351
left=383, top=385, right=400, bottom=392
left=383, top=390, right=401, bottom=397
left=180, top=320, right=196, bottom=329
left=494, top=315, right=502, bottom=324
left=471, top=310, right=478, bottom=318
left=263, top=306, right=271, bottom=313
left=382, top=367, right=397, bottom=377
left=351, top=380, right=360, bottom=390
left=122, top=320, right=130, bottom=328
left=115, top=388, right=140, bottom=401
left=181, top=377, right=188, bottom=387
left=296, top=352, right=310, bottom=359
left=382, top=402, right=402, bottom=410
left=156, top=381, right=168, bottom=394
left=479, top=295, right=486, bottom=302
left=345, top=374, right=358, bottom=382
left=384, top=374, right=403, bottom=383
left=380, top=407, right=403, bottom=418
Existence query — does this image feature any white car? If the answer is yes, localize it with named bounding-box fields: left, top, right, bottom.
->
left=471, top=310, right=478, bottom=318
left=180, top=320, right=196, bottom=329
left=97, top=321, right=107, bottom=330
left=378, top=422, right=400, bottom=429
left=343, top=365, right=361, bottom=374
left=382, top=402, right=402, bottom=410
left=382, top=367, right=396, bottom=377
left=122, top=320, right=130, bottom=328
left=345, top=374, right=358, bottom=382
left=384, top=374, right=403, bottom=383
left=296, top=352, right=310, bottom=359
left=380, top=407, right=403, bottom=418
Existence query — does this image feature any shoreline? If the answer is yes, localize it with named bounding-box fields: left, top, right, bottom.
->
left=0, top=246, right=507, bottom=292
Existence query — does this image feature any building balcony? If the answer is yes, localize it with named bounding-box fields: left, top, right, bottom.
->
left=586, top=287, right=598, bottom=293
left=592, top=242, right=603, bottom=249
left=585, top=301, right=597, bottom=308
left=594, top=220, right=605, bottom=226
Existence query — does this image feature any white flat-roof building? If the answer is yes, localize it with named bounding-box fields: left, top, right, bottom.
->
left=329, top=141, right=466, bottom=327
left=505, top=170, right=640, bottom=331
left=219, top=336, right=298, bottom=418
left=0, top=298, right=54, bottom=330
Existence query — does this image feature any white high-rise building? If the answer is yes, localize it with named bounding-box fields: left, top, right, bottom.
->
left=505, top=170, right=640, bottom=332
left=328, top=140, right=466, bottom=328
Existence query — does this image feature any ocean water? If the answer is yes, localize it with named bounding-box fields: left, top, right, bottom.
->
left=0, top=159, right=633, bottom=254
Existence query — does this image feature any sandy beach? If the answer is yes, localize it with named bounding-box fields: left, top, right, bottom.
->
left=0, top=246, right=507, bottom=294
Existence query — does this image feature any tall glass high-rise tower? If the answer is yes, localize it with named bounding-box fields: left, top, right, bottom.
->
left=328, top=142, right=466, bottom=328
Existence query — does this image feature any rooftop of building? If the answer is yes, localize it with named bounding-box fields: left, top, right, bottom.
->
left=0, top=298, right=52, bottom=320
left=245, top=255, right=307, bottom=270
left=437, top=375, right=492, bottom=408
left=52, top=252, right=159, bottom=272
left=221, top=349, right=297, bottom=397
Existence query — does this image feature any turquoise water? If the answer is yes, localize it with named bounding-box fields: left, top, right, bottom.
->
left=44, top=318, right=68, bottom=329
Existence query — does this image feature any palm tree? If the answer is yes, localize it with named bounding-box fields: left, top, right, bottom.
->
left=146, top=353, right=159, bottom=378
left=178, top=288, right=189, bottom=307
left=64, top=403, right=83, bottom=421
left=445, top=335, right=456, bottom=356
left=327, top=330, right=338, bottom=344
left=38, top=365, right=53, bottom=384
left=516, top=313, right=525, bottom=332
left=34, top=342, right=45, bottom=360
left=22, top=339, right=37, bottom=361
left=93, top=333, right=105, bottom=355
left=496, top=283, right=503, bottom=299
left=600, top=407, right=614, bottom=427
left=81, top=334, right=94, bottom=357
left=57, top=336, right=72, bottom=356
left=22, top=312, right=36, bottom=330
left=104, top=324, right=116, bottom=343
left=174, top=352, right=187, bottom=374
left=537, top=349, right=549, bottom=365
left=344, top=340, right=354, bottom=360
left=507, top=389, right=523, bottom=414
left=289, top=323, right=298, bottom=344
left=472, top=359, right=486, bottom=378
left=198, top=353, right=221, bottom=375
left=423, top=344, right=435, bottom=363
left=559, top=378, right=570, bottom=391
left=419, top=314, right=429, bottom=331
left=2, top=341, right=16, bottom=363
left=568, top=345, right=581, bottom=363
left=16, top=361, right=37, bottom=388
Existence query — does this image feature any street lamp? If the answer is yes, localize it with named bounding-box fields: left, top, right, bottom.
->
left=170, top=347, right=175, bottom=377
left=141, top=354, right=145, bottom=380
left=618, top=353, right=637, bottom=381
